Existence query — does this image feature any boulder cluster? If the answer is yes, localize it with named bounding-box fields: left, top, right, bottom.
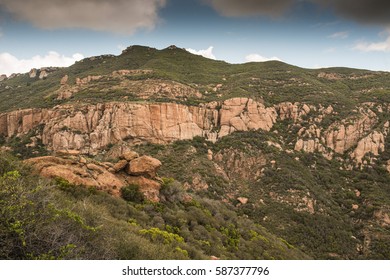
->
left=25, top=149, right=163, bottom=202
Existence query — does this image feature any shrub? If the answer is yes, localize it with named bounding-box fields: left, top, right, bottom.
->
left=121, top=184, right=144, bottom=203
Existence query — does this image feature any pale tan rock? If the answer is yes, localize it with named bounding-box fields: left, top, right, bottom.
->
left=56, top=149, right=81, bottom=156
left=207, top=149, right=213, bottom=160
left=355, top=190, right=361, bottom=197
left=352, top=204, right=359, bottom=210
left=86, top=163, right=105, bottom=173
left=29, top=68, right=37, bottom=78
left=60, top=75, right=68, bottom=85
left=25, top=156, right=126, bottom=196
left=126, top=155, right=162, bottom=177
left=191, top=174, right=209, bottom=191
left=113, top=160, right=128, bottom=172
left=374, top=210, right=390, bottom=227
left=39, top=70, right=48, bottom=79
left=122, top=151, right=139, bottom=161
left=350, top=131, right=385, bottom=163
left=237, top=197, right=248, bottom=205
left=317, top=72, right=342, bottom=80
left=79, top=157, right=87, bottom=164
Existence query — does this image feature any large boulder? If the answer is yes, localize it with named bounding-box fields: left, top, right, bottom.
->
left=126, top=155, right=161, bottom=178
left=113, top=159, right=128, bottom=172
left=121, top=151, right=139, bottom=161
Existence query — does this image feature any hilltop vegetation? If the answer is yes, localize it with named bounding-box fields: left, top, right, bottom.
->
left=1, top=45, right=389, bottom=114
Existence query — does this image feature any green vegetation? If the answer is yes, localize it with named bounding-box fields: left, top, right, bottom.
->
left=0, top=151, right=307, bottom=260
left=1, top=45, right=390, bottom=114
left=0, top=45, right=389, bottom=260
left=133, top=130, right=390, bottom=260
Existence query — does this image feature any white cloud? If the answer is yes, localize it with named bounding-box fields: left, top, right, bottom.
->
left=353, top=35, right=390, bottom=52
left=186, top=46, right=216, bottom=60
left=245, top=53, right=281, bottom=62
left=117, top=44, right=126, bottom=52
left=0, top=51, right=84, bottom=76
left=328, top=31, right=349, bottom=39
left=0, top=0, right=166, bottom=34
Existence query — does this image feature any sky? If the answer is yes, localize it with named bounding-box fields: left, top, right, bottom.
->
left=1, top=0, right=390, bottom=76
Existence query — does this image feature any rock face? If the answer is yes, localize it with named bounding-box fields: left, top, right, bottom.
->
left=324, top=108, right=377, bottom=154
left=0, top=98, right=388, bottom=166
left=294, top=106, right=388, bottom=164
left=0, top=98, right=280, bottom=154
left=350, top=131, right=385, bottom=163
left=29, top=69, right=38, bottom=79
left=25, top=151, right=163, bottom=202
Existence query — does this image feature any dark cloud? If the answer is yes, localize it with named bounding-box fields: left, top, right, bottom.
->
left=203, top=0, right=294, bottom=17
left=0, top=0, right=166, bottom=34
left=205, top=0, right=390, bottom=26
left=313, top=0, right=390, bottom=25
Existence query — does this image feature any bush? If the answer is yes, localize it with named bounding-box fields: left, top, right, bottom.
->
left=121, top=184, right=144, bottom=203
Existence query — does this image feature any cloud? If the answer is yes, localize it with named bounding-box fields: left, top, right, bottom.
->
left=0, top=51, right=84, bottom=76
left=353, top=36, right=390, bottom=52
left=328, top=31, right=349, bottom=39
left=245, top=53, right=282, bottom=62
left=0, top=0, right=166, bottom=34
left=117, top=44, right=126, bottom=52
left=312, top=0, right=390, bottom=26
left=245, top=53, right=281, bottom=62
left=186, top=46, right=216, bottom=60
left=203, top=0, right=294, bottom=17
left=204, top=0, right=390, bottom=26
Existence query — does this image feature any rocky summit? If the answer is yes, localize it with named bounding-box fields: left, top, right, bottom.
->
left=0, top=45, right=389, bottom=260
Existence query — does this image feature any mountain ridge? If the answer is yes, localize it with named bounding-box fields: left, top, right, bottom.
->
left=0, top=45, right=389, bottom=260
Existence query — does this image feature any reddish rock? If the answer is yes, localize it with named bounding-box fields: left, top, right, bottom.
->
left=60, top=75, right=69, bottom=85
left=126, top=155, right=161, bottom=177
left=237, top=197, right=249, bottom=205
left=121, top=151, right=139, bottom=161
left=113, top=159, right=128, bottom=172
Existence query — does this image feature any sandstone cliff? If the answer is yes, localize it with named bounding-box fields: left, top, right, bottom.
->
left=1, top=98, right=388, bottom=168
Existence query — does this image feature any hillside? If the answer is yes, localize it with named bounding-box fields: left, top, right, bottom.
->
left=0, top=45, right=389, bottom=260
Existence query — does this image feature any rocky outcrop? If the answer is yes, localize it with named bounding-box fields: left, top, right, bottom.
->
left=317, top=72, right=342, bottom=80
left=0, top=98, right=281, bottom=154
left=26, top=156, right=125, bottom=195
left=1, top=98, right=387, bottom=165
left=126, top=155, right=161, bottom=178
left=60, top=75, right=69, bottom=85
left=218, top=98, right=277, bottom=137
left=25, top=151, right=162, bottom=202
left=324, top=108, right=377, bottom=154
left=29, top=67, right=60, bottom=79
left=350, top=131, right=385, bottom=163
left=294, top=107, right=385, bottom=163
left=275, top=102, right=310, bottom=122
left=29, top=69, right=38, bottom=79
